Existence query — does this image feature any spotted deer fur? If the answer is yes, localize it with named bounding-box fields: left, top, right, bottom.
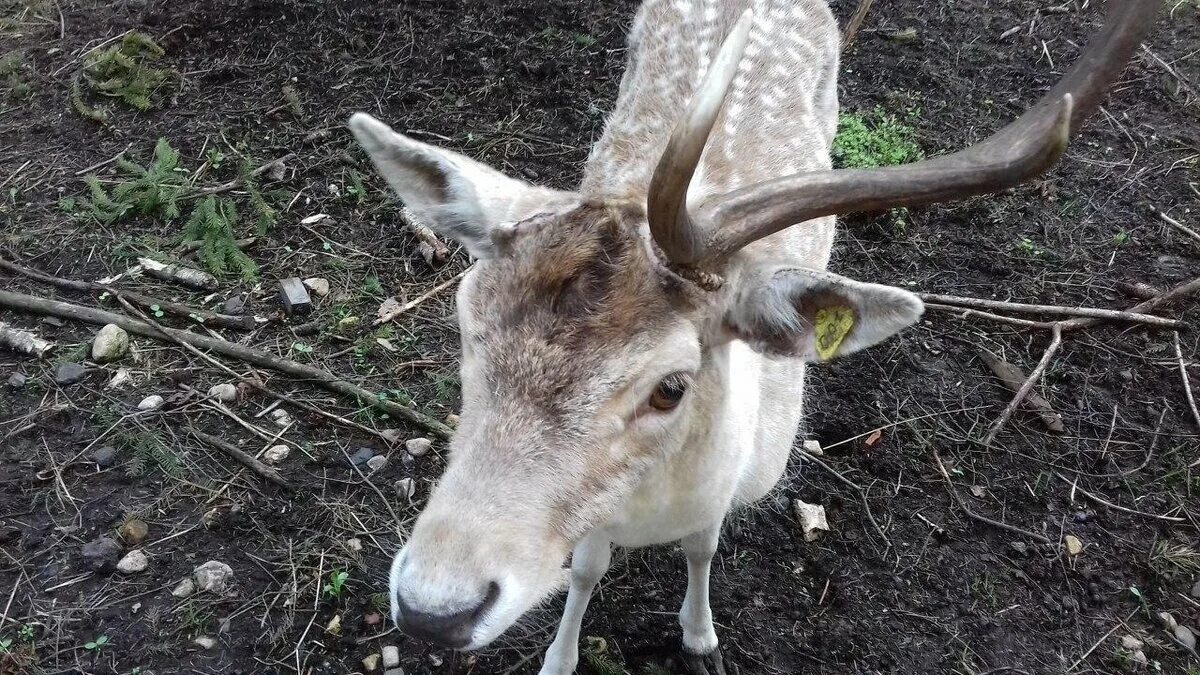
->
left=349, top=1, right=925, bottom=673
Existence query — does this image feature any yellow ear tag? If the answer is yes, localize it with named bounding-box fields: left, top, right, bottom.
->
left=814, top=306, right=855, bottom=361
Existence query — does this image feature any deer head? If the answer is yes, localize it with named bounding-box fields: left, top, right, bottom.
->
left=349, top=0, right=1156, bottom=650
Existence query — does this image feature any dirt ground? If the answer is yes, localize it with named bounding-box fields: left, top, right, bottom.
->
left=2, top=0, right=1199, bottom=673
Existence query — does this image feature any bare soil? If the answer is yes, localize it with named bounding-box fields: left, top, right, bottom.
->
left=2, top=1, right=1199, bottom=674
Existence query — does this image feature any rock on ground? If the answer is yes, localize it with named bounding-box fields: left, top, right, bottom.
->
left=91, top=324, right=130, bottom=363
left=193, top=560, right=235, bottom=594
left=171, top=578, right=196, bottom=598
left=5, top=372, right=27, bottom=388
left=81, top=536, right=122, bottom=572
left=55, top=362, right=87, bottom=385
left=137, top=395, right=164, bottom=411
left=193, top=636, right=216, bottom=650
left=405, top=437, right=432, bottom=457
left=92, top=446, right=118, bottom=468
left=366, top=455, right=387, bottom=472
left=264, top=445, right=289, bottom=464
left=119, top=519, right=149, bottom=545
left=382, top=645, right=400, bottom=668
left=117, top=550, right=149, bottom=573
left=208, top=383, right=238, bottom=403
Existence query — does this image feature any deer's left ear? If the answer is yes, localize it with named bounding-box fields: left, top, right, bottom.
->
left=724, top=266, right=924, bottom=361
left=349, top=113, right=574, bottom=259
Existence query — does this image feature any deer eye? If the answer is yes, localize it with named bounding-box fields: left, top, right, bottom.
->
left=647, top=374, right=689, bottom=412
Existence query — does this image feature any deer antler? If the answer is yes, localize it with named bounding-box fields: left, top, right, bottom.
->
left=649, top=0, right=1161, bottom=266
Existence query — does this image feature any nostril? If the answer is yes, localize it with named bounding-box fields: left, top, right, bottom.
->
left=393, top=581, right=501, bottom=650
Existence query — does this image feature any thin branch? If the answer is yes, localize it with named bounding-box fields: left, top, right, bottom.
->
left=1060, top=276, right=1200, bottom=332
left=375, top=268, right=470, bottom=326
left=189, top=153, right=297, bottom=198
left=919, top=292, right=1183, bottom=329
left=923, top=303, right=1050, bottom=329
left=933, top=451, right=1051, bottom=544
left=189, top=427, right=291, bottom=490
left=841, top=0, right=875, bottom=50
left=799, top=449, right=891, bottom=551
left=0, top=289, right=452, bottom=439
left=1055, top=473, right=1185, bottom=522
left=983, top=323, right=1063, bottom=446
left=1153, top=206, right=1200, bottom=247
left=1175, top=332, right=1200, bottom=432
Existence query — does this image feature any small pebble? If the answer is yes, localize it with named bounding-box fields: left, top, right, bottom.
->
left=92, top=446, right=118, bottom=468
left=1130, top=650, right=1148, bottom=667
left=1158, top=611, right=1178, bottom=630
left=802, top=439, right=823, bottom=456
left=81, top=536, right=121, bottom=572
left=1190, top=580, right=1200, bottom=600
left=117, top=549, right=149, bottom=574
left=325, top=614, right=342, bottom=635
left=1009, top=541, right=1028, bottom=556
left=362, top=654, right=381, bottom=672
left=395, top=478, right=416, bottom=500
left=445, top=413, right=460, bottom=428
left=345, top=538, right=363, bottom=553
left=91, top=324, right=130, bottom=363
left=5, top=373, right=27, bottom=389
left=208, top=383, right=238, bottom=403
left=55, top=362, right=87, bottom=385
left=381, top=429, right=403, bottom=445
left=137, top=394, right=164, bottom=411
left=382, top=645, right=401, bottom=668
left=193, top=636, right=216, bottom=650
left=1120, top=635, right=1144, bottom=651
left=264, top=445, right=290, bottom=464
left=222, top=296, right=246, bottom=315
left=366, top=455, right=388, bottom=472
left=42, top=316, right=64, bottom=327
left=1175, top=625, right=1197, bottom=651
left=271, top=408, right=294, bottom=427
left=303, top=277, right=330, bottom=297
left=171, top=578, right=196, bottom=598
left=384, top=669, right=405, bottom=675
left=1073, top=510, right=1090, bottom=524
left=350, top=447, right=375, bottom=467
left=405, top=437, right=432, bottom=457
left=793, top=499, right=829, bottom=542
left=194, top=560, right=235, bottom=594
left=364, top=612, right=383, bottom=626
left=119, top=519, right=149, bottom=545
left=1064, top=534, right=1083, bottom=557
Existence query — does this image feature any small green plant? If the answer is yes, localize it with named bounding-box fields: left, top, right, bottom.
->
left=323, top=570, right=349, bottom=599
left=149, top=304, right=165, bottom=318
left=83, top=634, right=110, bottom=651
left=241, top=158, right=276, bottom=234
left=0, top=637, right=12, bottom=653
left=1014, top=236, right=1048, bottom=258
left=58, top=197, right=77, bottom=213
left=81, top=32, right=175, bottom=112
left=80, top=138, right=185, bottom=224
left=832, top=107, right=923, bottom=169
left=206, top=148, right=225, bottom=170
left=290, top=341, right=313, bottom=360
left=361, top=276, right=383, bottom=296
left=17, top=624, right=34, bottom=642
left=1112, top=230, right=1130, bottom=246
left=343, top=169, right=366, bottom=205
left=1, top=50, right=32, bottom=100
left=183, top=195, right=259, bottom=280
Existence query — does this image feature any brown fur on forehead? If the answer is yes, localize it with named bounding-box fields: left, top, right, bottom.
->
left=467, top=203, right=696, bottom=412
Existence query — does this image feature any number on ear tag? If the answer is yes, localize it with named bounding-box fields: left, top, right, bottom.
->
left=814, top=306, right=854, bottom=361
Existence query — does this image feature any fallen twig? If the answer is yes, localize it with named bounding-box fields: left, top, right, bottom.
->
left=190, top=153, right=296, bottom=198
left=0, top=321, right=54, bottom=356
left=0, top=256, right=255, bottom=330
left=980, top=348, right=1064, bottom=434
left=933, top=451, right=1051, bottom=544
left=924, top=303, right=1049, bottom=329
left=375, top=268, right=470, bottom=326
left=799, top=448, right=891, bottom=552
left=1060, top=276, right=1200, bottom=332
left=189, top=427, right=291, bottom=490
left=1152, top=206, right=1200, bottom=247
left=983, top=323, right=1063, bottom=446
left=841, top=0, right=875, bottom=50
left=1174, top=332, right=1200, bottom=432
left=0, top=289, right=452, bottom=438
left=1055, top=472, right=1184, bottom=523
left=919, top=292, right=1183, bottom=329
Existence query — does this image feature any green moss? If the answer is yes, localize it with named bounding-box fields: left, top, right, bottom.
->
left=832, top=106, right=923, bottom=169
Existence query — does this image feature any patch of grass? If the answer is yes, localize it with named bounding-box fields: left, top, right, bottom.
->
left=1014, top=236, right=1049, bottom=258
left=969, top=573, right=1000, bottom=610
left=832, top=106, right=923, bottom=169
left=361, top=276, right=383, bottom=296
left=323, top=570, right=349, bottom=599
left=1148, top=540, right=1200, bottom=578
left=81, top=32, right=175, bottom=112
left=92, top=404, right=181, bottom=478
left=81, top=138, right=185, bottom=224
left=1, top=50, right=32, bottom=100
left=183, top=195, right=259, bottom=280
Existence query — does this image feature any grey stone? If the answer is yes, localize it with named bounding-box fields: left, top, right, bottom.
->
left=279, top=277, right=312, bottom=316
left=264, top=445, right=289, bottom=464
left=405, top=437, right=432, bottom=457
left=350, top=447, right=375, bottom=467
left=91, top=324, right=130, bottom=363
left=81, top=536, right=121, bottom=572
left=394, top=478, right=416, bottom=501
left=117, top=549, right=149, bottom=573
left=193, top=560, right=235, bottom=594
left=137, top=395, right=164, bottom=411
left=1191, top=579, right=1200, bottom=600
left=383, top=670, right=405, bottom=675
left=171, top=578, right=196, bottom=598
left=366, top=455, right=387, bottom=472
left=55, top=362, right=87, bottom=385
left=381, top=645, right=400, bottom=668
left=193, top=636, right=216, bottom=650
left=1175, top=625, right=1196, bottom=651
left=222, top=296, right=246, bottom=315
left=5, top=373, right=27, bottom=389
left=92, top=446, right=118, bottom=468
left=208, top=383, right=238, bottom=403
left=303, top=277, right=330, bottom=297
left=41, top=316, right=64, bottom=328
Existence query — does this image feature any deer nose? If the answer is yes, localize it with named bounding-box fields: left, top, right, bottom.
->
left=393, top=581, right=500, bottom=649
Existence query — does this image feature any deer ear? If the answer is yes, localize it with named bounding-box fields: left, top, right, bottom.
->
left=724, top=266, right=923, bottom=361
left=349, top=113, right=572, bottom=259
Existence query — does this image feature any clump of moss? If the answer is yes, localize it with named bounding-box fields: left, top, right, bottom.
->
left=832, top=106, right=923, bottom=169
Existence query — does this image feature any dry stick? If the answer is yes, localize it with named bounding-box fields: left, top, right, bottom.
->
left=841, top=0, right=875, bottom=50
left=1061, top=276, right=1200, bottom=332
left=1154, top=206, right=1200, bottom=247
left=189, top=427, right=291, bottom=490
left=799, top=449, right=891, bottom=551
left=918, top=292, right=1183, bottom=328
left=933, top=451, right=1052, bottom=544
left=190, top=153, right=297, bottom=198
left=983, top=324, right=1064, bottom=446
left=1066, top=607, right=1139, bottom=673
left=73, top=142, right=133, bottom=176
left=375, top=268, right=470, bottom=326
left=1173, top=332, right=1200, bottom=432
left=923, top=303, right=1050, bottom=329
left=0, top=256, right=255, bottom=330
left=1054, top=473, right=1184, bottom=523
left=0, top=289, right=452, bottom=439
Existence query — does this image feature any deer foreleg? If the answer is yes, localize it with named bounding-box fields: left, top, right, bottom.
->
left=538, top=532, right=611, bottom=675
left=679, top=523, right=725, bottom=674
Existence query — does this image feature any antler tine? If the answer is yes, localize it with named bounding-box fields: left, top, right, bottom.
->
left=686, top=0, right=1160, bottom=266
left=647, top=9, right=754, bottom=265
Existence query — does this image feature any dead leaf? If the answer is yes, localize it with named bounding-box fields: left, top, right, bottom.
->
left=864, top=429, right=883, bottom=447
left=376, top=297, right=402, bottom=323
left=980, top=351, right=1064, bottom=433
left=376, top=338, right=397, bottom=352
left=969, top=485, right=986, bottom=499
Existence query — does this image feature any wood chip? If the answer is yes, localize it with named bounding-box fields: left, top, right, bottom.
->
left=138, top=258, right=219, bottom=291
left=980, top=352, right=1065, bottom=433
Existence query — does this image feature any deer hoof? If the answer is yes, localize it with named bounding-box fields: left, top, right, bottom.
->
left=683, top=646, right=734, bottom=675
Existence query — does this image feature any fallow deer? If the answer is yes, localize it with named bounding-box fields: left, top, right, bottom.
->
left=348, top=1, right=1156, bottom=672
